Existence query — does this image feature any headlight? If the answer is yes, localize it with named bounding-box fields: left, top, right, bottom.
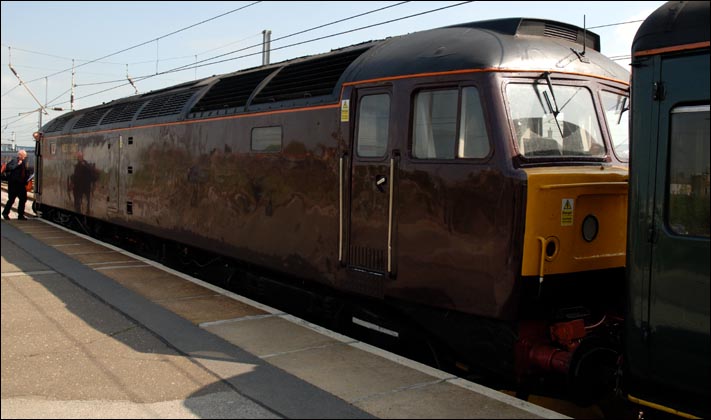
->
left=582, top=215, right=599, bottom=242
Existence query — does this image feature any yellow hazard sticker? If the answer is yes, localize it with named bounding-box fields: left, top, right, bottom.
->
left=561, top=198, right=574, bottom=226
left=341, top=99, right=350, bottom=122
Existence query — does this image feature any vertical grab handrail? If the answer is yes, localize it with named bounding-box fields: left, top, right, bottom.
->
left=338, top=156, right=344, bottom=263
left=387, top=155, right=396, bottom=274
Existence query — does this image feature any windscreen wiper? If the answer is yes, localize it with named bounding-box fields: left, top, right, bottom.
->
left=542, top=72, right=564, bottom=138
left=617, top=96, right=629, bottom=125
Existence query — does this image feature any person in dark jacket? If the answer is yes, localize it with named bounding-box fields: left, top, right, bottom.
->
left=2, top=149, right=30, bottom=220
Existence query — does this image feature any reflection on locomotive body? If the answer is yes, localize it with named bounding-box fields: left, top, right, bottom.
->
left=68, top=151, right=99, bottom=215
left=34, top=17, right=632, bottom=400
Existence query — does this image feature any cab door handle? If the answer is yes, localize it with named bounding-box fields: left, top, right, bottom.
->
left=375, top=175, right=387, bottom=192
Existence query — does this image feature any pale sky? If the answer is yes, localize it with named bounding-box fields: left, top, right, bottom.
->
left=1, top=1, right=665, bottom=148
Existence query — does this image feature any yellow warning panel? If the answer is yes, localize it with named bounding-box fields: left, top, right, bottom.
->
left=341, top=99, right=350, bottom=122
left=561, top=198, right=574, bottom=226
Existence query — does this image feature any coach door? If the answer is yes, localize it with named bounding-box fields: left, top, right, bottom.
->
left=646, top=54, right=710, bottom=396
left=346, top=88, right=397, bottom=279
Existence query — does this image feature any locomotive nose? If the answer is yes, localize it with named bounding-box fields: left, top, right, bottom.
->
left=520, top=166, right=628, bottom=278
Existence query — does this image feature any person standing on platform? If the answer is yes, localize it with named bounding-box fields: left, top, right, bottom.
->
left=2, top=149, right=30, bottom=220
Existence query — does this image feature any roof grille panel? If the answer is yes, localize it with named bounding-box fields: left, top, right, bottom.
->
left=515, top=19, right=600, bottom=51
left=141, top=80, right=200, bottom=98
left=190, top=68, right=275, bottom=113
left=136, top=90, right=196, bottom=120
left=251, top=47, right=368, bottom=105
left=73, top=108, right=111, bottom=129
left=543, top=23, right=578, bottom=43
left=44, top=114, right=74, bottom=133
left=101, top=100, right=147, bottom=125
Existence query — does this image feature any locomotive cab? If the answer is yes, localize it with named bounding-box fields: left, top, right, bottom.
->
left=506, top=71, right=629, bottom=396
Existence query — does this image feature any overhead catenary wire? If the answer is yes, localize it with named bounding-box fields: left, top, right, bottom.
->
left=2, top=3, right=649, bottom=130
left=19, top=1, right=263, bottom=86
left=55, top=1, right=472, bottom=106
left=70, top=2, right=412, bottom=89
left=69, top=4, right=647, bottom=104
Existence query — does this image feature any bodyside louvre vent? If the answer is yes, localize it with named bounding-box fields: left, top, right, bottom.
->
left=349, top=245, right=386, bottom=273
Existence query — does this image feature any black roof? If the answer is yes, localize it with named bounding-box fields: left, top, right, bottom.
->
left=43, top=17, right=629, bottom=136
left=344, top=18, right=626, bottom=83
left=632, top=1, right=710, bottom=54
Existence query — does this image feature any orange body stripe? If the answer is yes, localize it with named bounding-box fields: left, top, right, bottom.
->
left=342, top=68, right=629, bottom=87
left=634, top=41, right=710, bottom=57
left=43, top=103, right=339, bottom=139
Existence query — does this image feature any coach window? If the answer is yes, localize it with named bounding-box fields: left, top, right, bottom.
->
left=251, top=126, right=282, bottom=152
left=356, top=94, right=390, bottom=158
left=667, top=105, right=710, bottom=237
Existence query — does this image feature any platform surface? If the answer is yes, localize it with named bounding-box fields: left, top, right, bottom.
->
left=2, top=190, right=569, bottom=419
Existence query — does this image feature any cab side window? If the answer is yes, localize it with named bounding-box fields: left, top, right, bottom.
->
left=413, top=87, right=489, bottom=159
left=458, top=87, right=490, bottom=158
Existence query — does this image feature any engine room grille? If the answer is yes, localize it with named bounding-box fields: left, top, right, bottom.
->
left=251, top=47, right=369, bottom=104
left=190, top=68, right=276, bottom=113
left=73, top=108, right=111, bottom=129
left=44, top=114, right=74, bottom=133
left=136, top=90, right=196, bottom=120
left=101, top=100, right=148, bottom=125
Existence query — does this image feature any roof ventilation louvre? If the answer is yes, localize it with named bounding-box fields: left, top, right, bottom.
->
left=44, top=114, right=74, bottom=133
left=141, top=80, right=200, bottom=98
left=101, top=100, right=147, bottom=125
left=543, top=23, right=578, bottom=43
left=251, top=47, right=368, bottom=105
left=190, top=67, right=275, bottom=113
left=136, top=90, right=196, bottom=120
left=73, top=108, right=111, bottom=129
left=517, top=19, right=600, bottom=51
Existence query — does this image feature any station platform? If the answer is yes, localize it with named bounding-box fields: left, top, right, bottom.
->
left=1, top=192, right=571, bottom=419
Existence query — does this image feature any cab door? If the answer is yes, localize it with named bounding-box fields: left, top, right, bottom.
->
left=346, top=88, right=396, bottom=282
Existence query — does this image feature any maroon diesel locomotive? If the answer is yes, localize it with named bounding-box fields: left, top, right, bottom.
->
left=34, top=17, right=630, bottom=396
